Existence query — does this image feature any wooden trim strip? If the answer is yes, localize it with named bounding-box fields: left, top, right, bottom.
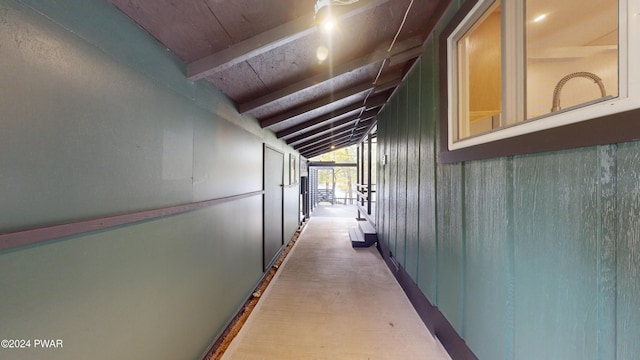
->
left=0, top=191, right=265, bottom=251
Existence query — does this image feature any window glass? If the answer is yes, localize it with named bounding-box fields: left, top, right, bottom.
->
left=452, top=0, right=620, bottom=143
left=525, top=0, right=618, bottom=119
left=442, top=0, right=639, bottom=161
left=457, top=2, right=502, bottom=139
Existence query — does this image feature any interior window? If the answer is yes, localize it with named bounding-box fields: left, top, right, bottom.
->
left=450, top=0, right=621, bottom=144
left=525, top=0, right=618, bottom=119
left=457, top=2, right=502, bottom=139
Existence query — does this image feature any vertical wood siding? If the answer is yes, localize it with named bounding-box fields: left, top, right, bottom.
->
left=396, top=84, right=409, bottom=267
left=375, top=1, right=640, bottom=358
left=405, top=71, right=421, bottom=281
left=616, top=143, right=640, bottom=359
left=417, top=38, right=438, bottom=302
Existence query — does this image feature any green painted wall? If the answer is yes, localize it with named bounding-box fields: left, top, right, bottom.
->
left=0, top=0, right=298, bottom=359
left=376, top=1, right=640, bottom=359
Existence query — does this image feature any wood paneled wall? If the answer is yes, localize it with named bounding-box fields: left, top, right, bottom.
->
left=0, top=1, right=299, bottom=359
left=375, top=1, right=640, bottom=358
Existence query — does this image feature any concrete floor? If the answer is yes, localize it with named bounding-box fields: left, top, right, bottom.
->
left=310, top=204, right=358, bottom=218
left=220, top=217, right=451, bottom=360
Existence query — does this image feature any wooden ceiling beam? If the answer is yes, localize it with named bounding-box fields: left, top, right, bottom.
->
left=297, top=132, right=355, bottom=152
left=286, top=109, right=376, bottom=146
left=352, top=114, right=379, bottom=144
left=260, top=81, right=373, bottom=128
left=262, top=74, right=398, bottom=129
left=301, top=134, right=364, bottom=158
left=295, top=122, right=368, bottom=151
left=276, top=103, right=363, bottom=139
left=307, top=129, right=366, bottom=153
left=186, top=0, right=390, bottom=81
left=287, top=117, right=359, bottom=145
left=388, top=45, right=426, bottom=67
left=295, top=130, right=354, bottom=151
left=239, top=36, right=423, bottom=115
left=276, top=91, right=386, bottom=140
left=295, top=120, right=372, bottom=151
left=350, top=105, right=384, bottom=144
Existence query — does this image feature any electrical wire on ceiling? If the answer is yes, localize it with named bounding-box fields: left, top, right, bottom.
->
left=352, top=0, right=415, bottom=143
left=388, top=0, right=414, bottom=53
left=368, top=0, right=414, bottom=96
left=313, top=0, right=415, bottom=146
left=329, top=0, right=360, bottom=5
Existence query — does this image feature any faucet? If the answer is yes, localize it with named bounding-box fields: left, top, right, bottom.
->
left=550, top=71, right=607, bottom=112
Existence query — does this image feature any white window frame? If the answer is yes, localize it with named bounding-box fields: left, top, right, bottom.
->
left=446, top=0, right=640, bottom=151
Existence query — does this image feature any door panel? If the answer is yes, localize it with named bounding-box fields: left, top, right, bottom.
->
left=263, top=146, right=284, bottom=270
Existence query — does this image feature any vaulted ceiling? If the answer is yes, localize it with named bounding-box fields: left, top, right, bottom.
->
left=106, top=0, right=450, bottom=158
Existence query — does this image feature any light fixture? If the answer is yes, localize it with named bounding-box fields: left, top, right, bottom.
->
left=313, top=0, right=359, bottom=32
left=314, top=0, right=336, bottom=33
left=533, top=13, right=547, bottom=23
left=313, top=0, right=359, bottom=62
left=322, top=19, right=336, bottom=32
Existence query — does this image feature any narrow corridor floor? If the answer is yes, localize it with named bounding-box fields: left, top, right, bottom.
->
left=220, top=217, right=452, bottom=360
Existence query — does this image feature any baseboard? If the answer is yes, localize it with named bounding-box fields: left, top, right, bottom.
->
left=376, top=240, right=478, bottom=360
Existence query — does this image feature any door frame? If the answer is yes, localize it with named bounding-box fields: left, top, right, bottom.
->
left=263, top=144, right=284, bottom=271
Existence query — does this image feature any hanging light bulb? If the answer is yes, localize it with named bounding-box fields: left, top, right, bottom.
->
left=322, top=18, right=336, bottom=32
left=314, top=0, right=336, bottom=34
left=313, top=0, right=359, bottom=33
left=313, top=0, right=359, bottom=61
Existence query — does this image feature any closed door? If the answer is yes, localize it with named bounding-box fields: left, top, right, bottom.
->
left=263, top=146, right=283, bottom=270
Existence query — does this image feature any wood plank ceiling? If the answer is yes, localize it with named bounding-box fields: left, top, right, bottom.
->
left=106, top=0, right=450, bottom=158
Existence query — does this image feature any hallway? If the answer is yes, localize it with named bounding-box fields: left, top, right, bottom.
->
left=310, top=204, right=359, bottom=218
left=220, top=216, right=451, bottom=359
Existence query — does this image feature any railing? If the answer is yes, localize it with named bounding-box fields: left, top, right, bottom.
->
left=356, top=183, right=376, bottom=225
left=316, top=189, right=334, bottom=204
left=333, top=197, right=357, bottom=205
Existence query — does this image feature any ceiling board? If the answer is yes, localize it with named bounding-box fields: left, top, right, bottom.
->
left=205, top=62, right=269, bottom=103
left=187, top=0, right=391, bottom=80
left=107, top=0, right=231, bottom=62
left=239, top=36, right=423, bottom=115
left=187, top=14, right=317, bottom=80
left=203, top=0, right=314, bottom=42
left=250, top=65, right=378, bottom=120
left=107, top=0, right=451, bottom=158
